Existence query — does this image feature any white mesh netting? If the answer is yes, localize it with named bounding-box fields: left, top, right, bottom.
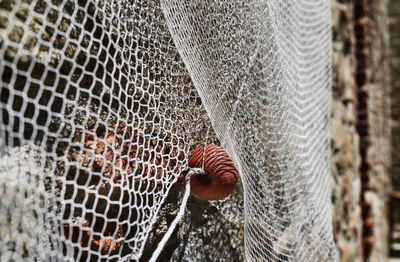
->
left=0, top=0, right=337, bottom=261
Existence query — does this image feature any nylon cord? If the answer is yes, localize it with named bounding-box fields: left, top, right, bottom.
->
left=148, top=168, right=203, bottom=262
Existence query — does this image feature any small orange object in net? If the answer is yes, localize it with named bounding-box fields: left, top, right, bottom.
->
left=183, top=145, right=238, bottom=201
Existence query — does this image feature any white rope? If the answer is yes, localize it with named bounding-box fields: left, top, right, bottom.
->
left=149, top=168, right=203, bottom=262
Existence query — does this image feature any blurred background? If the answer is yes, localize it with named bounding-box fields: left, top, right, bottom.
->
left=331, top=0, right=397, bottom=261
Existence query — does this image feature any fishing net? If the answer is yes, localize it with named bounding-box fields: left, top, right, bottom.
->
left=0, top=0, right=336, bottom=261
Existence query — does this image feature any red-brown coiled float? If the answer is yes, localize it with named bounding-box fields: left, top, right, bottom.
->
left=185, top=145, right=238, bottom=201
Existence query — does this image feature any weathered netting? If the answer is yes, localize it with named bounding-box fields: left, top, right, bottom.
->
left=0, top=0, right=336, bottom=261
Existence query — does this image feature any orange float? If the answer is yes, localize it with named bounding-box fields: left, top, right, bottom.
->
left=186, top=145, right=238, bottom=201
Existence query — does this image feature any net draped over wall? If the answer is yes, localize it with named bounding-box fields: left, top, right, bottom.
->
left=0, top=0, right=336, bottom=261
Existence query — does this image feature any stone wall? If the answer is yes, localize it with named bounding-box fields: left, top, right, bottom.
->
left=388, top=0, right=400, bottom=256
left=358, top=0, right=391, bottom=260
left=331, top=0, right=363, bottom=260
left=389, top=0, right=400, bottom=191
left=389, top=0, right=400, bottom=190
left=331, top=0, right=392, bottom=261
